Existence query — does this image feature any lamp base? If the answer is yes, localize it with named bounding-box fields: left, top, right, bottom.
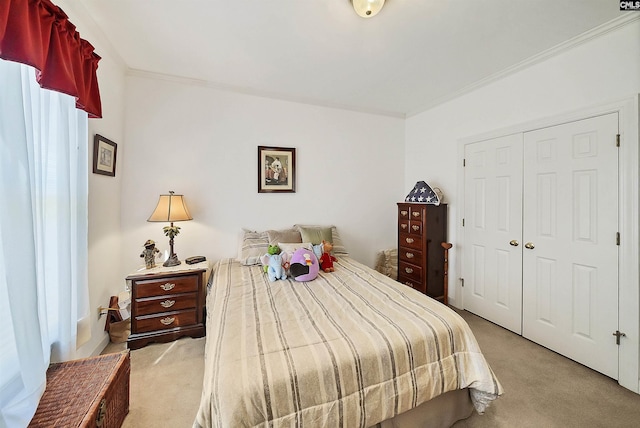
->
left=163, top=254, right=181, bottom=267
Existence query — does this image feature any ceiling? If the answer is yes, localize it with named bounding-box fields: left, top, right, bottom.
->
left=68, top=1, right=625, bottom=117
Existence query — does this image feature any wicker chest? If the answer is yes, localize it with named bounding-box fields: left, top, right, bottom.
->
left=29, top=351, right=130, bottom=428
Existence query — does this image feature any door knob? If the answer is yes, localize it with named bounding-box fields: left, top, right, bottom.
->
left=524, top=242, right=535, bottom=249
left=509, top=240, right=519, bottom=247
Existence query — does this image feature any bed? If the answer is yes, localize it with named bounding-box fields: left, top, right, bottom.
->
left=193, top=227, right=502, bottom=428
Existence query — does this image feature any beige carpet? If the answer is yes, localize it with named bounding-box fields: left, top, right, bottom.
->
left=104, top=310, right=640, bottom=427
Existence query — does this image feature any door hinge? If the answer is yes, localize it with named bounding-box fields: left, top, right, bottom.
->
left=462, top=218, right=465, bottom=227
left=613, top=330, right=626, bottom=345
left=460, top=278, right=464, bottom=287
left=463, top=158, right=466, bottom=167
left=616, top=134, right=620, bottom=147
left=616, top=232, right=620, bottom=246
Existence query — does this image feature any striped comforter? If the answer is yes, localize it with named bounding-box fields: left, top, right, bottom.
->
left=194, top=257, right=502, bottom=428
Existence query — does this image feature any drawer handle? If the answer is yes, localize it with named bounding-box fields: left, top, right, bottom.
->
left=401, top=224, right=407, bottom=229
left=400, top=210, right=408, bottom=216
left=405, top=267, right=413, bottom=274
left=405, top=282, right=412, bottom=287
left=406, top=252, right=414, bottom=259
left=412, top=225, right=420, bottom=231
left=412, top=212, right=420, bottom=217
left=160, top=317, right=175, bottom=326
left=160, top=282, right=176, bottom=291
left=405, top=237, right=414, bottom=244
left=160, top=299, right=176, bottom=308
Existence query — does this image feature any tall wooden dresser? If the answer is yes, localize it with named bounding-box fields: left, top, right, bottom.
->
left=397, top=203, right=448, bottom=304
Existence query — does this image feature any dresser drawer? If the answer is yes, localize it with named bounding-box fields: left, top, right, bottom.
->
left=399, top=220, right=410, bottom=233
left=134, top=309, right=197, bottom=334
left=408, top=220, right=423, bottom=235
left=398, top=261, right=423, bottom=283
left=408, top=207, right=423, bottom=221
left=134, top=275, right=198, bottom=298
left=399, top=233, right=423, bottom=250
left=399, top=248, right=422, bottom=264
left=133, top=292, right=197, bottom=316
left=399, top=277, right=426, bottom=294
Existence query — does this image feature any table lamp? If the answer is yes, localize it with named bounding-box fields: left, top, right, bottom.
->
left=147, top=190, right=192, bottom=267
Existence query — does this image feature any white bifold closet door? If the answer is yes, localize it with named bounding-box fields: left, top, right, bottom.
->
left=463, top=133, right=524, bottom=335
left=464, top=112, right=619, bottom=379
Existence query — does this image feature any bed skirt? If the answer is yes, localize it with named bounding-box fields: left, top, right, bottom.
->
left=376, top=388, right=473, bottom=428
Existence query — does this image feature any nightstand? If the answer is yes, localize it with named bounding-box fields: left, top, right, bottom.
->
left=125, top=261, right=211, bottom=350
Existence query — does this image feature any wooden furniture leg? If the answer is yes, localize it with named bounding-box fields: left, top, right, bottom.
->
left=441, top=242, right=452, bottom=306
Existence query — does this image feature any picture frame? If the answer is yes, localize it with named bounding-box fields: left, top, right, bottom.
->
left=258, top=146, right=296, bottom=193
left=92, top=134, right=117, bottom=177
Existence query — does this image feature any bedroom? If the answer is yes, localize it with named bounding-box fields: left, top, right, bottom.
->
left=1, top=1, right=639, bottom=427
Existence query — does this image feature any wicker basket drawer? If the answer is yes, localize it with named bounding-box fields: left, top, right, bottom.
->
left=134, top=275, right=198, bottom=298
left=29, top=352, right=130, bottom=428
left=134, top=309, right=197, bottom=333
left=134, top=292, right=197, bottom=316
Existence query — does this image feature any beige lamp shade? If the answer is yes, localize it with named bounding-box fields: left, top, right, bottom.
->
left=351, top=0, right=385, bottom=18
left=147, top=191, right=192, bottom=222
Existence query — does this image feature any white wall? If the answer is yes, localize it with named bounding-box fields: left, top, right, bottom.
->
left=119, top=76, right=405, bottom=278
left=56, top=1, right=128, bottom=358
left=405, top=18, right=640, bottom=306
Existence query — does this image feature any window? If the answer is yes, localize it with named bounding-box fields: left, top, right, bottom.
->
left=0, top=59, right=89, bottom=426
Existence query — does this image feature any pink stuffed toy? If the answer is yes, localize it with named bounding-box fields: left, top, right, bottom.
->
left=319, top=240, right=337, bottom=273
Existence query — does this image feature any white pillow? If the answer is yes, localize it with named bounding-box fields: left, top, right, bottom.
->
left=237, top=229, right=269, bottom=265
left=278, top=242, right=312, bottom=254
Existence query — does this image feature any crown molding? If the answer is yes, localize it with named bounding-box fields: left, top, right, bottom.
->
left=125, top=69, right=406, bottom=118
left=407, top=13, right=640, bottom=118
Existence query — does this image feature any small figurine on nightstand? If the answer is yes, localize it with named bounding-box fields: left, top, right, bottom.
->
left=140, top=239, right=160, bottom=269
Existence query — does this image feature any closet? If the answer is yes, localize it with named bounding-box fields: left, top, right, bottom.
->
left=462, top=112, right=619, bottom=379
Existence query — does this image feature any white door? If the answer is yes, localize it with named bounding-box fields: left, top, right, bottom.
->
left=522, top=113, right=619, bottom=378
left=463, top=133, right=523, bottom=334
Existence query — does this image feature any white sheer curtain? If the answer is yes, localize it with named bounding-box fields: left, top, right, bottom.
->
left=0, top=59, right=90, bottom=427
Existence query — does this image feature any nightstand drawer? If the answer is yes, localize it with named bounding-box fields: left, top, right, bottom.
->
left=134, top=275, right=198, bottom=298
left=134, top=309, right=197, bottom=333
left=134, top=293, right=197, bottom=316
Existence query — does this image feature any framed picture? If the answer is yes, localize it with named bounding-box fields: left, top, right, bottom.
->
left=92, top=134, right=117, bottom=177
left=258, top=146, right=296, bottom=193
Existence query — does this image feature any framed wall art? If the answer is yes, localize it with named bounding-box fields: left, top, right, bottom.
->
left=92, top=134, right=118, bottom=177
left=258, top=146, right=296, bottom=193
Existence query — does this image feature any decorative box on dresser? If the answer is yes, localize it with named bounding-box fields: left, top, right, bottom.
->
left=126, top=261, right=210, bottom=350
left=397, top=203, right=448, bottom=304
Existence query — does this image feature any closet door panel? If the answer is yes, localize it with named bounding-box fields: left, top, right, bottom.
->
left=463, top=134, right=523, bottom=334
left=522, top=113, right=619, bottom=379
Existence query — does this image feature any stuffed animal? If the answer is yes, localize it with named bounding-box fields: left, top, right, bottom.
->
left=263, top=244, right=281, bottom=273
left=319, top=240, right=337, bottom=272
left=140, top=239, right=160, bottom=269
left=289, top=247, right=319, bottom=282
left=260, top=251, right=290, bottom=282
left=312, top=243, right=323, bottom=261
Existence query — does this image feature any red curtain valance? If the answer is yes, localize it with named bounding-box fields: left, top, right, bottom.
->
left=0, top=0, right=102, bottom=118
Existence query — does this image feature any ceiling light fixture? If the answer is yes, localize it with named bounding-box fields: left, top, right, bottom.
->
left=351, top=0, right=385, bottom=18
